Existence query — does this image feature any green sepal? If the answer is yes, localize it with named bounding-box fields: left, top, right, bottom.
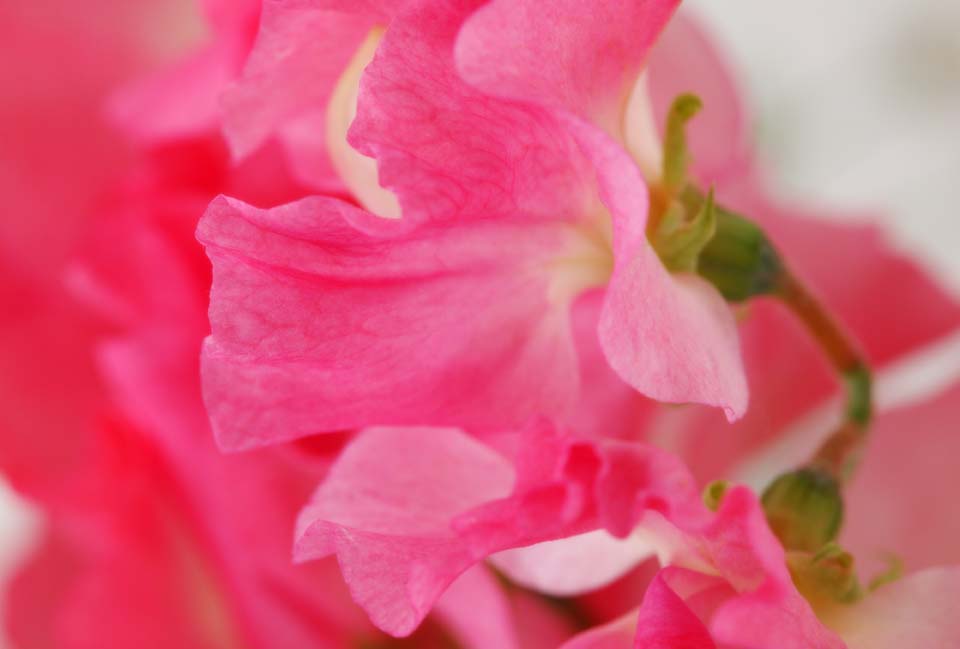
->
left=787, top=542, right=863, bottom=609
left=867, top=555, right=904, bottom=592
left=762, top=468, right=844, bottom=553
left=663, top=93, right=703, bottom=192
left=651, top=188, right=717, bottom=273
left=694, top=194, right=783, bottom=302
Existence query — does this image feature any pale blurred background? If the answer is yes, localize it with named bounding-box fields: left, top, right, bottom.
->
left=690, top=0, right=960, bottom=292
left=1, top=2, right=959, bottom=645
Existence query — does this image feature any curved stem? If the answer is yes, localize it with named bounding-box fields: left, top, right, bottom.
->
left=690, top=194, right=874, bottom=484
left=775, top=270, right=873, bottom=482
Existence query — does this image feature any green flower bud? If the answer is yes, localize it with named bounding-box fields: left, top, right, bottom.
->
left=762, top=468, right=843, bottom=553
left=694, top=197, right=783, bottom=302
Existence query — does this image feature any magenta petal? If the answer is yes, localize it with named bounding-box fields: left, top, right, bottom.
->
left=348, top=0, right=593, bottom=223
left=633, top=572, right=717, bottom=648
left=109, top=36, right=244, bottom=143
left=455, top=0, right=680, bottom=131
left=197, top=195, right=579, bottom=449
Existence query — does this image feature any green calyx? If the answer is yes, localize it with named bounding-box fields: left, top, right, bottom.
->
left=650, top=93, right=784, bottom=297
left=651, top=188, right=718, bottom=273
left=787, top=543, right=863, bottom=609
left=695, top=200, right=783, bottom=302
left=762, top=468, right=844, bottom=554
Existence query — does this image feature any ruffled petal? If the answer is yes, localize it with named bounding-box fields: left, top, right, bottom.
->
left=455, top=0, right=680, bottom=133
left=197, top=195, right=580, bottom=449
left=348, top=0, right=594, bottom=224
left=294, top=421, right=702, bottom=636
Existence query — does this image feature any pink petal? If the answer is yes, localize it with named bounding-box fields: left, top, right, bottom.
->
left=433, top=566, right=521, bottom=649
left=843, top=379, right=960, bottom=573
left=565, top=289, right=660, bottom=440
left=455, top=0, right=680, bottom=133
left=634, top=488, right=844, bottom=649
left=294, top=421, right=703, bottom=636
left=560, top=612, right=637, bottom=649
left=348, top=0, right=594, bottom=224
left=634, top=572, right=717, bottom=648
left=563, top=118, right=747, bottom=419
left=197, top=195, right=579, bottom=449
left=830, top=567, right=960, bottom=649
left=294, top=426, right=514, bottom=635
left=220, top=1, right=376, bottom=190
left=490, top=531, right=653, bottom=597
left=650, top=197, right=960, bottom=482
left=108, top=35, right=248, bottom=143
left=647, top=10, right=753, bottom=184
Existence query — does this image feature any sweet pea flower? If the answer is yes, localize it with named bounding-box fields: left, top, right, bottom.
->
left=562, top=494, right=960, bottom=648
left=5, top=409, right=563, bottom=649
left=292, top=418, right=717, bottom=636
left=558, top=379, right=960, bottom=649
left=197, top=0, right=765, bottom=453
left=6, top=33, right=573, bottom=643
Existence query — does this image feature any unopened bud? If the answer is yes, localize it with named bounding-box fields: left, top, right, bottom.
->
left=762, top=468, right=843, bottom=553
left=694, top=196, right=783, bottom=302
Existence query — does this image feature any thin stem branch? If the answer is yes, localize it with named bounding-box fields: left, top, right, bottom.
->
left=774, top=270, right=873, bottom=483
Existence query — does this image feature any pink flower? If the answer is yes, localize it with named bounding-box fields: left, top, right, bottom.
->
left=562, top=479, right=960, bottom=649
left=291, top=419, right=705, bottom=636
left=197, top=0, right=760, bottom=452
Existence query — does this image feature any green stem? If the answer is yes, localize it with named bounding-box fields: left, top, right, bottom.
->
left=691, top=193, right=874, bottom=483
left=773, top=269, right=873, bottom=482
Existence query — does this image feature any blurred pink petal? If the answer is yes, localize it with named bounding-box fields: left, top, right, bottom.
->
left=843, top=380, right=960, bottom=573
left=108, top=0, right=259, bottom=143
left=829, top=567, right=960, bottom=649
left=220, top=1, right=379, bottom=191
left=560, top=612, right=637, bottom=649
left=647, top=10, right=753, bottom=184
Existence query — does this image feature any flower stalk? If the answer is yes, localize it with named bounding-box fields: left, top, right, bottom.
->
left=694, top=195, right=874, bottom=483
